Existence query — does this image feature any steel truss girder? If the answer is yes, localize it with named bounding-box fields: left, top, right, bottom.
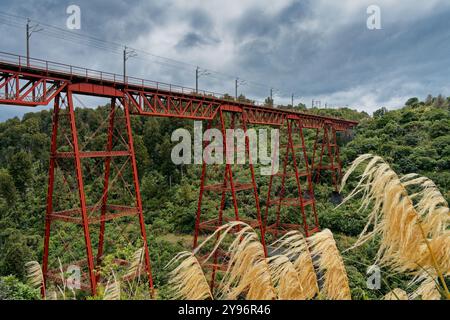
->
left=0, top=69, right=67, bottom=106
left=0, top=56, right=357, bottom=130
left=125, top=90, right=222, bottom=120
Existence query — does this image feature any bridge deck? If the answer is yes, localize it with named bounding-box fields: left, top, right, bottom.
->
left=0, top=51, right=357, bottom=129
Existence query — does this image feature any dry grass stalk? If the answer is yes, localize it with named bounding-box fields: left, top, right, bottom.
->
left=308, top=229, right=351, bottom=300
left=104, top=271, right=121, bottom=300
left=384, top=288, right=408, bottom=300
left=340, top=154, right=449, bottom=297
left=268, top=255, right=305, bottom=299
left=214, top=222, right=275, bottom=300
left=124, top=247, right=144, bottom=280
left=25, top=261, right=44, bottom=289
left=271, top=231, right=319, bottom=299
left=167, top=222, right=275, bottom=300
left=409, top=272, right=442, bottom=300
left=25, top=259, right=76, bottom=300
left=167, top=222, right=352, bottom=300
left=166, top=251, right=212, bottom=300
left=46, top=291, right=58, bottom=300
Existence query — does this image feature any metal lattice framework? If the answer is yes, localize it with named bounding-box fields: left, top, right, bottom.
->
left=0, top=51, right=358, bottom=297
left=264, top=117, right=319, bottom=238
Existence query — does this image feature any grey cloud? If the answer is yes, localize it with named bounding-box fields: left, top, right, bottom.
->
left=233, top=1, right=311, bottom=40
left=0, top=0, right=450, bottom=120
left=176, top=32, right=219, bottom=50
left=188, top=9, right=213, bottom=30
left=231, top=2, right=450, bottom=106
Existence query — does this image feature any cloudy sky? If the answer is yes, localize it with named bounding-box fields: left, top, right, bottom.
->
left=0, top=0, right=450, bottom=120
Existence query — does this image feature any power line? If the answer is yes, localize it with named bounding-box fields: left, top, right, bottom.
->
left=0, top=11, right=123, bottom=51
left=0, top=14, right=124, bottom=55
left=0, top=10, right=290, bottom=101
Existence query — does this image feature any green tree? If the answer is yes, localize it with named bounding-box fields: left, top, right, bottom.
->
left=429, top=120, right=450, bottom=139
left=405, top=97, right=419, bottom=107
left=425, top=94, right=434, bottom=105
left=8, top=151, right=33, bottom=194
left=434, top=94, right=446, bottom=108
left=373, top=107, right=387, bottom=118
left=0, top=229, right=33, bottom=280
left=264, top=97, right=273, bottom=107
left=0, top=169, right=17, bottom=206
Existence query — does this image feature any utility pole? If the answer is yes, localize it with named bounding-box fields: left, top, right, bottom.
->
left=270, top=88, right=273, bottom=106
left=195, top=67, right=210, bottom=93
left=291, top=93, right=294, bottom=108
left=196, top=67, right=199, bottom=93
left=26, top=20, right=29, bottom=66
left=235, top=78, right=246, bottom=100
left=269, top=88, right=278, bottom=107
left=26, top=18, right=43, bottom=67
left=123, top=46, right=137, bottom=83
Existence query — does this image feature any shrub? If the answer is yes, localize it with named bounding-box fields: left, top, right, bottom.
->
left=0, top=275, right=40, bottom=300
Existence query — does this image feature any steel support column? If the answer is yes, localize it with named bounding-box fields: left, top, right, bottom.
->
left=65, top=89, right=98, bottom=294
left=123, top=96, right=154, bottom=296
left=96, top=98, right=116, bottom=272
left=42, top=93, right=60, bottom=298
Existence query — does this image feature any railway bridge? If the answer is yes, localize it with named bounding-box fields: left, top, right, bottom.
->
left=0, top=51, right=357, bottom=296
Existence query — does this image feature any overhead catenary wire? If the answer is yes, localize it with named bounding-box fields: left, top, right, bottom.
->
left=0, top=10, right=299, bottom=102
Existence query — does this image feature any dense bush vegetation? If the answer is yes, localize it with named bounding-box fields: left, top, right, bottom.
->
left=340, top=96, right=450, bottom=203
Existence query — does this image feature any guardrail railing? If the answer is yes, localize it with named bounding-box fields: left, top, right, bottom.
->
left=0, top=51, right=266, bottom=106
left=0, top=51, right=358, bottom=126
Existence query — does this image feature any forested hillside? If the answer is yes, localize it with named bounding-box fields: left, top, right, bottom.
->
left=0, top=95, right=449, bottom=299
left=342, top=95, right=450, bottom=203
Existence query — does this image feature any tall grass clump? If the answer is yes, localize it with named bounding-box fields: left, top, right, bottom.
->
left=166, top=252, right=212, bottom=300
left=103, top=271, right=121, bottom=300
left=340, top=154, right=449, bottom=299
left=25, top=261, right=44, bottom=291
left=308, top=229, right=351, bottom=300
left=166, top=221, right=276, bottom=300
left=167, top=222, right=352, bottom=300
left=214, top=222, right=275, bottom=300
left=270, top=231, right=319, bottom=299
